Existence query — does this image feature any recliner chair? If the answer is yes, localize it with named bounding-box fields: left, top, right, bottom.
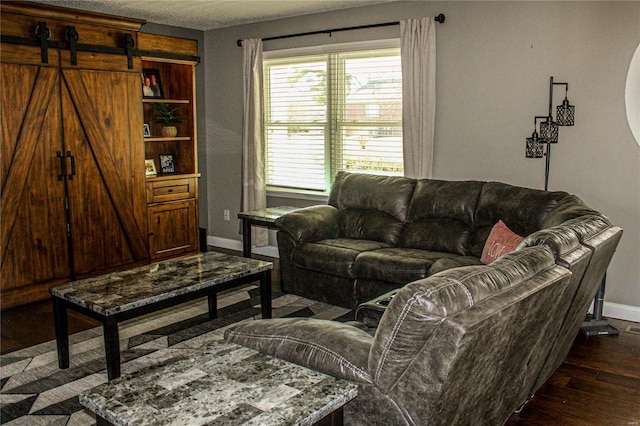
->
left=225, top=246, right=572, bottom=425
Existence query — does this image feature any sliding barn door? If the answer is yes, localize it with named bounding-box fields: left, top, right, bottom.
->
left=61, top=68, right=148, bottom=276
left=1, top=2, right=149, bottom=308
left=1, top=51, right=149, bottom=307
left=0, top=62, right=71, bottom=301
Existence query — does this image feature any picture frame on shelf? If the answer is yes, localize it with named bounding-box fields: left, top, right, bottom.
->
left=142, top=68, right=163, bottom=98
left=159, top=154, right=175, bottom=174
left=143, top=123, right=151, bottom=138
left=145, top=159, right=157, bottom=177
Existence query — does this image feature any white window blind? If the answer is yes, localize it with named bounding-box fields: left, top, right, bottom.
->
left=264, top=46, right=403, bottom=192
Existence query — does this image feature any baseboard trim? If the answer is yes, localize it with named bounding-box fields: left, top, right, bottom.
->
left=206, top=236, right=639, bottom=323
left=603, top=302, right=640, bottom=323
left=208, top=236, right=280, bottom=258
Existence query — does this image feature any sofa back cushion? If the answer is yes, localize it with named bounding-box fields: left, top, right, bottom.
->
left=541, top=194, right=600, bottom=229
left=519, top=221, right=584, bottom=258
left=328, top=171, right=416, bottom=222
left=469, top=182, right=570, bottom=256
left=401, top=180, right=484, bottom=254
left=339, top=208, right=405, bottom=244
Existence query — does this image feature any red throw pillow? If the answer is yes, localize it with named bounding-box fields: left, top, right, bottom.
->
left=481, top=220, right=525, bottom=264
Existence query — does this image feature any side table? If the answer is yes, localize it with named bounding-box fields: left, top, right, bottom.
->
left=238, top=206, right=302, bottom=257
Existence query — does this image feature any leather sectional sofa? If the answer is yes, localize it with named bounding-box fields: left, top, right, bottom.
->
left=225, top=172, right=622, bottom=425
left=274, top=171, right=603, bottom=308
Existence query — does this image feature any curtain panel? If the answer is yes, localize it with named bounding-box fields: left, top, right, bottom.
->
left=400, top=17, right=437, bottom=179
left=242, top=38, right=268, bottom=247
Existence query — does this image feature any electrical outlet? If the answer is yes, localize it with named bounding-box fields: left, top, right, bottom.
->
left=223, top=209, right=230, bottom=221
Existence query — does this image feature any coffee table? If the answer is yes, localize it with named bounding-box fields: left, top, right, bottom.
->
left=50, top=251, right=272, bottom=380
left=80, top=339, right=358, bottom=426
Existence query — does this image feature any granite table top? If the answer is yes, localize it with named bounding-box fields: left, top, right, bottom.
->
left=49, top=252, right=272, bottom=316
left=80, top=339, right=358, bottom=426
left=237, top=206, right=302, bottom=223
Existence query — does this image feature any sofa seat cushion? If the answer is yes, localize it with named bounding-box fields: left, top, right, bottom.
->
left=354, top=248, right=461, bottom=284
left=427, top=256, right=483, bottom=276
left=293, top=238, right=393, bottom=278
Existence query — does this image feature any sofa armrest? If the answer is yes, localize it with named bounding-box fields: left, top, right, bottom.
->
left=275, top=205, right=341, bottom=243
left=224, top=318, right=373, bottom=384
left=355, top=289, right=400, bottom=328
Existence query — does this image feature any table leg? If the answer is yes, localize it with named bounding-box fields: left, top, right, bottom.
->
left=242, top=218, right=252, bottom=258
left=332, top=407, right=345, bottom=426
left=208, top=293, right=218, bottom=319
left=313, top=406, right=344, bottom=426
left=96, top=414, right=115, bottom=426
left=260, top=270, right=272, bottom=319
left=52, top=298, right=70, bottom=369
left=103, top=318, right=121, bottom=380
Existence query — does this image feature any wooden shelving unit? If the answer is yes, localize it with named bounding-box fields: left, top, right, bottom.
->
left=139, top=33, right=200, bottom=260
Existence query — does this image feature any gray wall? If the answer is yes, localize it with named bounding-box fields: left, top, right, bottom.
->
left=201, top=1, right=640, bottom=313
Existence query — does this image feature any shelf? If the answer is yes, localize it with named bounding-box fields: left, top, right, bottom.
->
left=143, top=98, right=190, bottom=104
left=144, top=137, right=191, bottom=142
left=146, top=173, right=200, bottom=182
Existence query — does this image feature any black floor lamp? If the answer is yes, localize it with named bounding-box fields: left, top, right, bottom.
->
left=581, top=274, right=619, bottom=336
left=525, top=76, right=575, bottom=191
left=525, top=77, right=618, bottom=336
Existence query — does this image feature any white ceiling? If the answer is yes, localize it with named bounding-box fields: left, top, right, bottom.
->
left=27, top=0, right=401, bottom=31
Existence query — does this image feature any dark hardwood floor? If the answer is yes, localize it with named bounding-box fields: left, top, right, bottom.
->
left=1, top=251, right=638, bottom=425
left=506, top=316, right=640, bottom=426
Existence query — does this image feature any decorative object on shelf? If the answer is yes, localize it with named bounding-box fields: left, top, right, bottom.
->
left=145, top=159, right=157, bottom=177
left=143, top=123, right=151, bottom=138
left=159, top=154, right=175, bottom=174
left=525, top=76, right=575, bottom=191
left=156, top=102, right=182, bottom=137
left=142, top=68, right=163, bottom=98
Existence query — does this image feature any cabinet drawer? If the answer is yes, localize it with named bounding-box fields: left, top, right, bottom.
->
left=146, top=178, right=196, bottom=203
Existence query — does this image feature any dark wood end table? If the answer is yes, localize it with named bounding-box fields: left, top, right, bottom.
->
left=237, top=206, right=302, bottom=257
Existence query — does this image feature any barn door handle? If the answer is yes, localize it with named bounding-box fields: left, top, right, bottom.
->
left=56, top=151, right=66, bottom=180
left=66, top=151, right=76, bottom=180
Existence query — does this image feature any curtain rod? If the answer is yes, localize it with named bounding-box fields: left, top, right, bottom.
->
left=236, top=13, right=445, bottom=47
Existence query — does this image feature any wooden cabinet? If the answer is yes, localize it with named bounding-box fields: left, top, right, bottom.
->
left=148, top=199, right=198, bottom=259
left=0, top=4, right=200, bottom=308
left=138, top=34, right=200, bottom=260
left=1, top=3, right=150, bottom=309
left=146, top=177, right=199, bottom=259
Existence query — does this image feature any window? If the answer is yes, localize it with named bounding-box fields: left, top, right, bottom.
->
left=264, top=43, right=403, bottom=192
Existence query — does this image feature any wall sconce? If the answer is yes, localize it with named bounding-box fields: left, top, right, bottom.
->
left=525, top=76, right=575, bottom=191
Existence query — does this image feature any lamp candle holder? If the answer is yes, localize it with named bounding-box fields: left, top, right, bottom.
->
left=525, top=116, right=548, bottom=159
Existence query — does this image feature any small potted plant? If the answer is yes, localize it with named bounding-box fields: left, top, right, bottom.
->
left=156, top=102, right=182, bottom=137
